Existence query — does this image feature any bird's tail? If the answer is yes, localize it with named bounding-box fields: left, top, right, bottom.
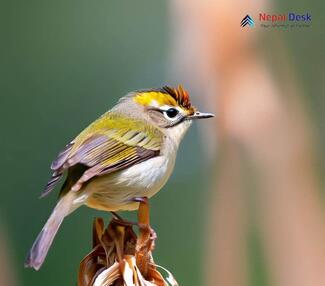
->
left=25, top=192, right=77, bottom=270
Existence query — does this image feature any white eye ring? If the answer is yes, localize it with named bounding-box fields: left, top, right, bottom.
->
left=158, top=105, right=183, bottom=122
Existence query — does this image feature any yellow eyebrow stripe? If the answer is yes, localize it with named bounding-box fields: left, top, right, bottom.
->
left=133, top=92, right=177, bottom=107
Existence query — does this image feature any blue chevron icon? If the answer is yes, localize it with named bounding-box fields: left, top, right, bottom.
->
left=241, top=15, right=255, bottom=27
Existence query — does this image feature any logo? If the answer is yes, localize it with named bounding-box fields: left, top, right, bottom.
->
left=240, top=15, right=255, bottom=27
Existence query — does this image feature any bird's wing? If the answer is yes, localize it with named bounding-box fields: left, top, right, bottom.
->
left=41, top=113, right=163, bottom=197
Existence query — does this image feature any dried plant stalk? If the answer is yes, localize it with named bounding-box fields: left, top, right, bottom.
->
left=78, top=201, right=178, bottom=286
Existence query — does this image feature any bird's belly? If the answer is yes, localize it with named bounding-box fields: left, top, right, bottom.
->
left=84, top=155, right=174, bottom=211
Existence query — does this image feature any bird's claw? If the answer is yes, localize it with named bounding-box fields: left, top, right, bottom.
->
left=131, top=197, right=149, bottom=204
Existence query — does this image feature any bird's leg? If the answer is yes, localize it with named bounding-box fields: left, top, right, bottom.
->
left=132, top=197, right=156, bottom=241
left=132, top=197, right=149, bottom=230
left=110, top=211, right=137, bottom=227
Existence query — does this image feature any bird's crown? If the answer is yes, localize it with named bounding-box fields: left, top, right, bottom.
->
left=133, top=85, right=195, bottom=115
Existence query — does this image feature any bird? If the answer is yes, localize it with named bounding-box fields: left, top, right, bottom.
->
left=25, top=85, right=214, bottom=270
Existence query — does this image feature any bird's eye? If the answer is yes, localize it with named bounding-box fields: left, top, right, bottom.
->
left=165, top=108, right=179, bottom=118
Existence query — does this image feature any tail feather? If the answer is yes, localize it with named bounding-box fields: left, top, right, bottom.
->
left=25, top=192, right=76, bottom=270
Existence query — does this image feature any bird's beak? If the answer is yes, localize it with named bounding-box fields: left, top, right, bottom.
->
left=186, top=111, right=215, bottom=120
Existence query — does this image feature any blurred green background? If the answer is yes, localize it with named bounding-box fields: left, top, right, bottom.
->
left=0, top=1, right=324, bottom=286
left=1, top=1, right=209, bottom=285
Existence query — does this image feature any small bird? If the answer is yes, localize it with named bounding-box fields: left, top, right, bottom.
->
left=25, top=85, right=214, bottom=270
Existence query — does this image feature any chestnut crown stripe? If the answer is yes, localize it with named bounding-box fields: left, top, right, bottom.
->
left=159, top=85, right=192, bottom=110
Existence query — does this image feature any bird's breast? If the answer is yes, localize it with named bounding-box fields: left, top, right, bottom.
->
left=84, top=152, right=176, bottom=211
left=114, top=154, right=174, bottom=193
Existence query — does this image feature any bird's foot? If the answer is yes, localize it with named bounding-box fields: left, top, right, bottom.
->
left=111, top=197, right=154, bottom=242
left=131, top=197, right=149, bottom=204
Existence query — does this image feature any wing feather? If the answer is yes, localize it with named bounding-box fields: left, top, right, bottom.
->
left=41, top=114, right=163, bottom=197
left=50, top=142, right=74, bottom=170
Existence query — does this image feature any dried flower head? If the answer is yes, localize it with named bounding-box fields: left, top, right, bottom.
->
left=78, top=201, right=178, bottom=286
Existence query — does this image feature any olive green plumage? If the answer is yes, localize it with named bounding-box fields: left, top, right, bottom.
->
left=43, top=112, right=164, bottom=198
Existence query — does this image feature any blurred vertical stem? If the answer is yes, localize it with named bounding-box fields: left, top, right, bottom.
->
left=170, top=1, right=325, bottom=286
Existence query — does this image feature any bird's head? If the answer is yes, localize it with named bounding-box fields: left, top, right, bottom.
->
left=131, top=85, right=214, bottom=128
left=111, top=85, right=214, bottom=145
